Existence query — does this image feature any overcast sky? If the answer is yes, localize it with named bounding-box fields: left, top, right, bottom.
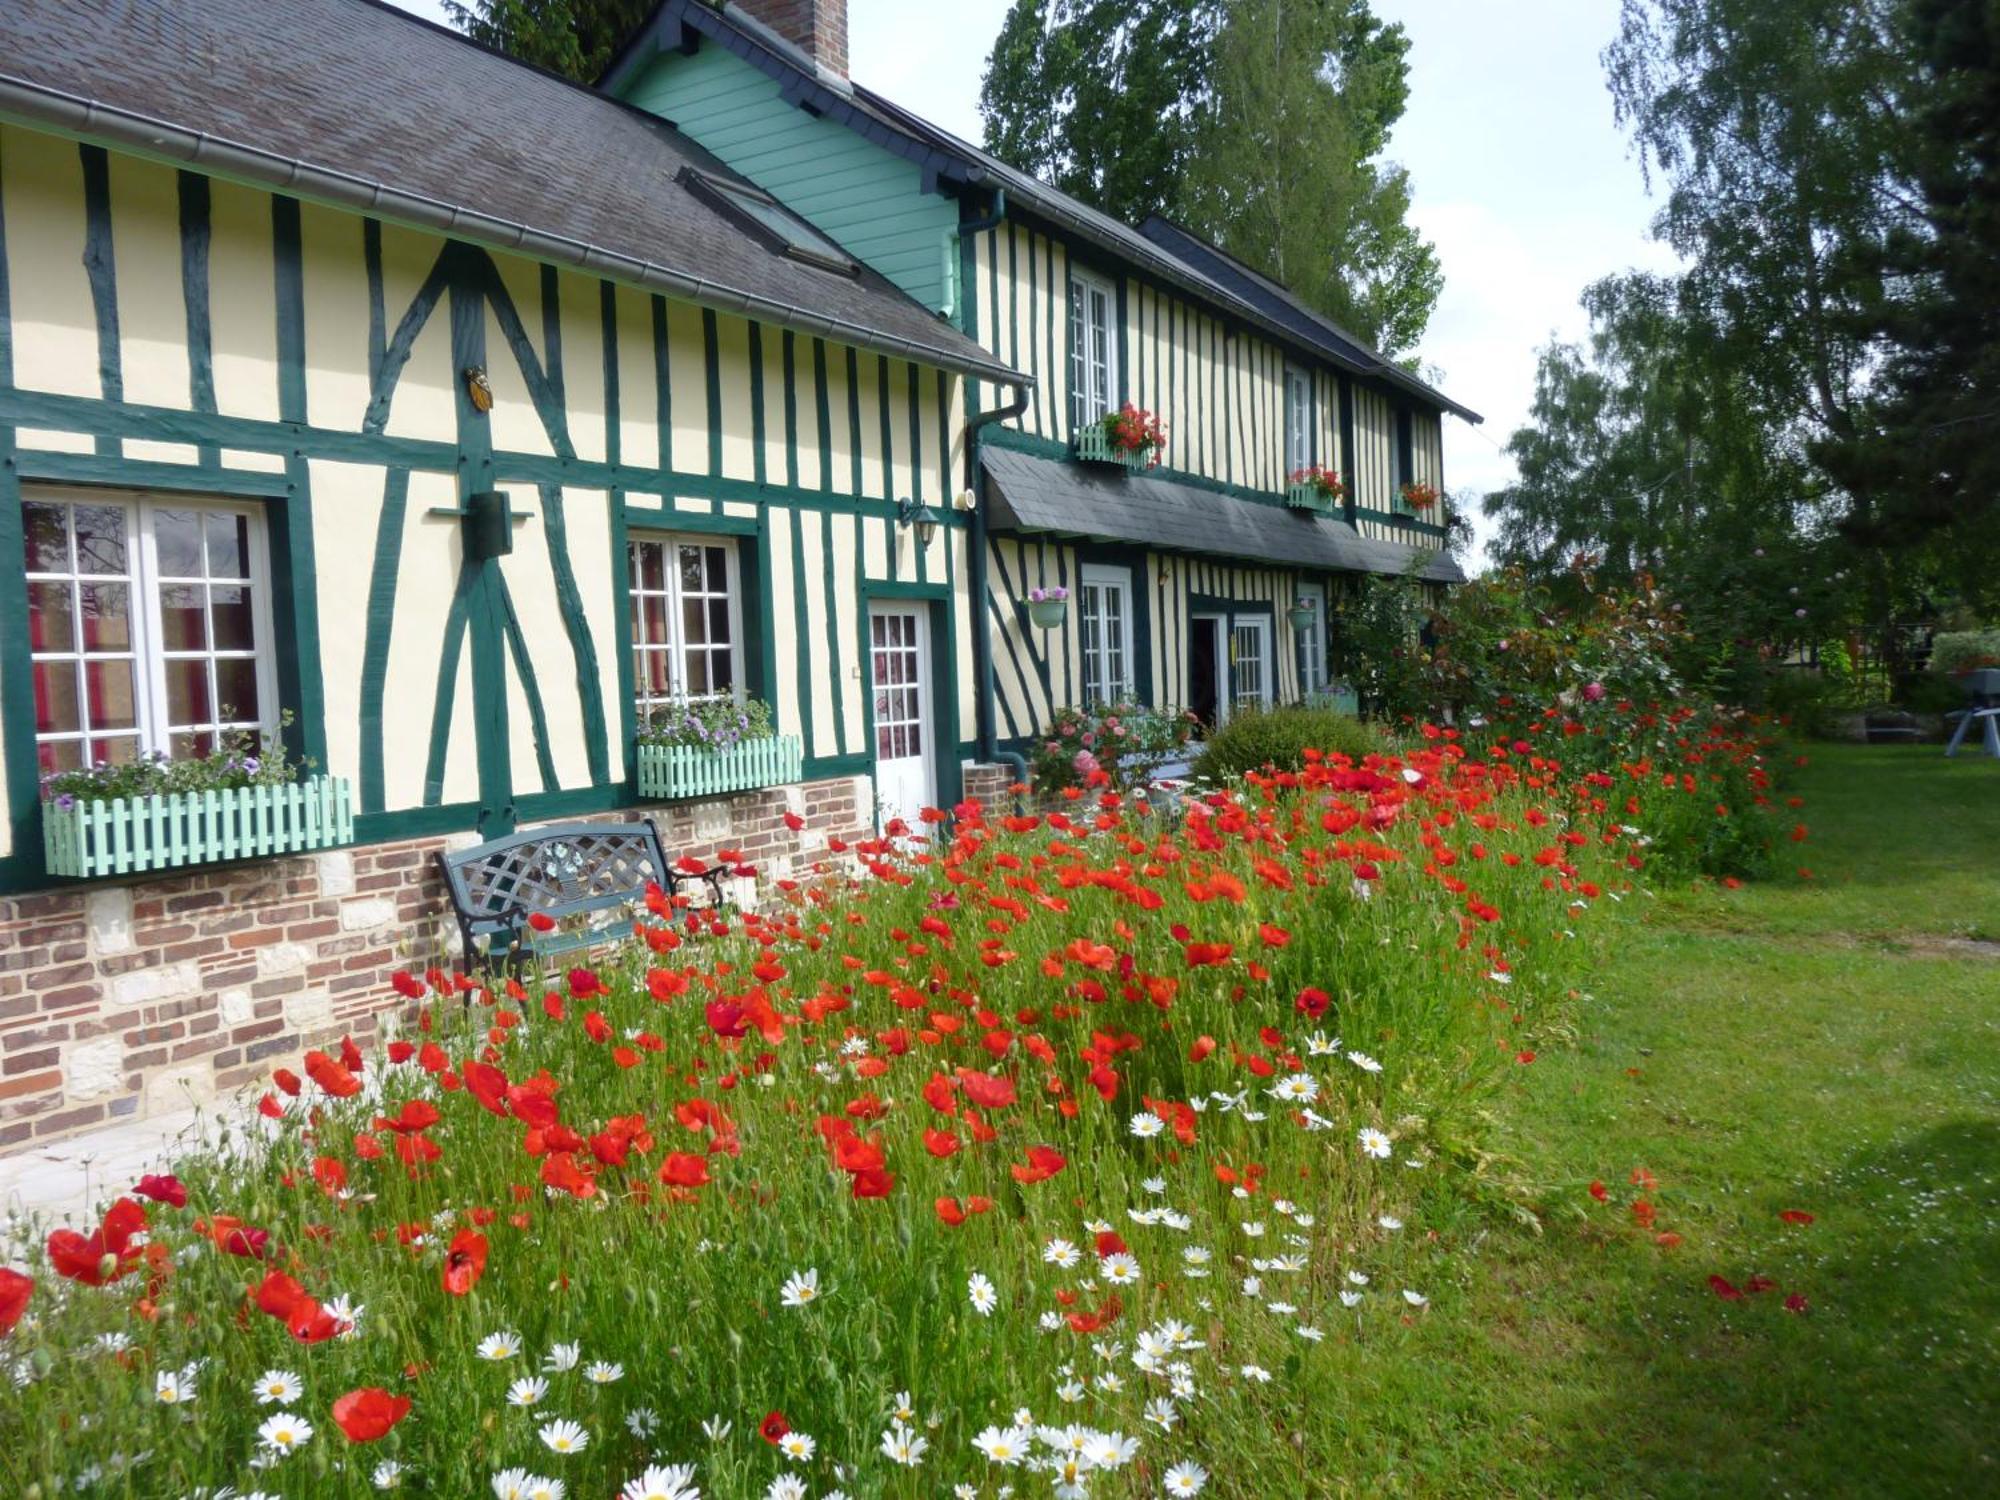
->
left=389, top=0, right=1678, bottom=561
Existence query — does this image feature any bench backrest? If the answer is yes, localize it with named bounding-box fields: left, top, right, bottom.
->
left=435, top=820, right=670, bottom=967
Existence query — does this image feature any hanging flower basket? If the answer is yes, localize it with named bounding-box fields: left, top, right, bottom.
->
left=42, top=775, right=355, bottom=880
left=1287, top=602, right=1317, bottom=632
left=1400, top=481, right=1441, bottom=514
left=1026, top=588, right=1070, bottom=629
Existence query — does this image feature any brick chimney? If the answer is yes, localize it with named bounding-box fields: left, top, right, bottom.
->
left=735, top=0, right=847, bottom=78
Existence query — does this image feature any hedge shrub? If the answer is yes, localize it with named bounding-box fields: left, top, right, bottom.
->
left=1191, top=704, right=1384, bottom=781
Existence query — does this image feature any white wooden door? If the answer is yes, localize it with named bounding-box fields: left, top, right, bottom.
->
left=868, top=603, right=933, bottom=834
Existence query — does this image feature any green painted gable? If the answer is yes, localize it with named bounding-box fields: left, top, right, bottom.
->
left=618, top=44, right=960, bottom=316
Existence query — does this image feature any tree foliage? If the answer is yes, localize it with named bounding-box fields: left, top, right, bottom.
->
left=979, top=0, right=1441, bottom=355
left=440, top=0, right=654, bottom=81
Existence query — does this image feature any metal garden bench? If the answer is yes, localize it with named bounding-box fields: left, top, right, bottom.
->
left=434, top=819, right=724, bottom=972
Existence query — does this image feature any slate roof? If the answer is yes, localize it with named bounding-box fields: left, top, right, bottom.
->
left=982, top=446, right=1465, bottom=586
left=611, top=1, right=1474, bottom=421
left=0, top=0, right=1025, bottom=387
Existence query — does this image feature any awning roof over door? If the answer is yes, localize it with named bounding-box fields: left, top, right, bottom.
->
left=979, top=446, right=1465, bottom=585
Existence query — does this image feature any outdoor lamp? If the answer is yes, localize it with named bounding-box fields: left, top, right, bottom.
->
left=897, top=496, right=940, bottom=549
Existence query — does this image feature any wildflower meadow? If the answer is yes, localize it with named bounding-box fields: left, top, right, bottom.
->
left=0, top=712, right=1790, bottom=1499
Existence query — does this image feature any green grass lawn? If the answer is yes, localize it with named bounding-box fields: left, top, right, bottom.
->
left=1328, top=745, right=2000, bottom=1497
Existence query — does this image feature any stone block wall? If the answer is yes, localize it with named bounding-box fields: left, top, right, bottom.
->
left=0, top=774, right=874, bottom=1155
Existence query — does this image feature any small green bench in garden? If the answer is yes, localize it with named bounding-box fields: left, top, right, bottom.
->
left=435, top=819, right=724, bottom=972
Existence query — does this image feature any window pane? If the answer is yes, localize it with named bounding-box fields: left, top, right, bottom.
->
left=159, top=583, right=208, bottom=650
left=707, top=597, right=731, bottom=643
left=205, top=511, right=249, bottom=578
left=169, top=730, right=214, bottom=759
left=711, top=651, right=734, bottom=693
left=79, top=583, right=130, bottom=652
left=211, top=585, right=255, bottom=651
left=704, top=546, right=727, bottom=589
left=155, top=508, right=202, bottom=576
left=28, top=581, right=75, bottom=654
left=682, top=598, right=708, bottom=647
left=164, top=657, right=213, bottom=726
left=37, top=739, right=81, bottom=775
left=23, top=502, right=69, bottom=572
left=73, top=505, right=128, bottom=575
left=214, top=657, right=260, bottom=722
left=85, top=658, right=138, bottom=731
left=90, top=734, right=140, bottom=767
left=684, top=652, right=710, bottom=697
left=33, top=660, right=80, bottom=734
left=679, top=546, right=704, bottom=591
left=639, top=542, right=664, bottom=592
left=639, top=648, right=670, bottom=695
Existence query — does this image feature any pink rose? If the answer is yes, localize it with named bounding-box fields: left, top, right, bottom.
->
left=1582, top=682, right=1606, bottom=703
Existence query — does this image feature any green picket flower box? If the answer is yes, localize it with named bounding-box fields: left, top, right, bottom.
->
left=1073, top=425, right=1151, bottom=471
left=1287, top=482, right=1338, bottom=515
left=636, top=734, right=804, bottom=801
left=43, top=775, right=356, bottom=880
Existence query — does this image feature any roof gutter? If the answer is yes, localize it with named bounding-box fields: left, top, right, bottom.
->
left=0, top=74, right=1034, bottom=394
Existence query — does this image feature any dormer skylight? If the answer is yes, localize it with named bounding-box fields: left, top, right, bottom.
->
left=680, top=168, right=858, bottom=277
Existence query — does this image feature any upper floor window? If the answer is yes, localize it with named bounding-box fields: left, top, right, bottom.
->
left=1069, top=270, right=1117, bottom=429
left=1285, top=366, right=1312, bottom=475
left=24, top=488, right=276, bottom=773
left=1078, top=563, right=1134, bottom=705
left=1395, top=409, right=1416, bottom=490
left=629, top=534, right=742, bottom=723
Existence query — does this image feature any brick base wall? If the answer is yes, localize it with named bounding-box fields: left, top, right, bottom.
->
left=960, top=762, right=1019, bottom=817
left=0, top=775, right=873, bottom=1155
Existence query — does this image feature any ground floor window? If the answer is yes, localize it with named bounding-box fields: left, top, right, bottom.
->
left=629, top=533, right=742, bottom=722
left=1295, top=581, right=1328, bottom=696
left=1079, top=563, right=1134, bottom=705
left=1231, top=617, right=1271, bottom=712
left=23, top=487, right=277, bottom=773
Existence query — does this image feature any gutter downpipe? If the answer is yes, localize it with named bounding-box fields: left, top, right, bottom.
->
left=954, top=190, right=1035, bottom=803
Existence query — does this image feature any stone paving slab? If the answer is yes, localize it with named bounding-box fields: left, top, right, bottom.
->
left=1, top=1103, right=222, bottom=1234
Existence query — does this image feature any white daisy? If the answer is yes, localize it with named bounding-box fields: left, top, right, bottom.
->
left=584, top=1361, right=623, bottom=1385
left=879, top=1420, right=928, bottom=1466
left=1100, top=1252, right=1141, bottom=1286
left=1358, top=1126, right=1393, bottom=1159
left=507, top=1375, right=549, bottom=1408
left=371, top=1459, right=405, bottom=1490
left=1165, top=1459, right=1210, bottom=1495
left=1379, top=1214, right=1404, bottom=1231
left=764, top=1477, right=807, bottom=1500
left=779, top=1268, right=822, bottom=1308
left=777, top=1430, right=816, bottom=1463
left=1348, top=1050, right=1383, bottom=1074
left=1268, top=1072, right=1319, bottom=1104
left=968, top=1272, right=998, bottom=1316
left=538, top=1418, right=589, bottom=1455
left=155, top=1367, right=195, bottom=1405
left=1340, top=1290, right=1364, bottom=1307
left=1403, top=1289, right=1429, bottom=1308
left=620, top=1463, right=700, bottom=1500
left=477, top=1331, right=523, bottom=1362
left=1239, top=1364, right=1274, bottom=1383
left=1128, top=1112, right=1165, bottom=1138
left=252, top=1369, right=302, bottom=1406
left=973, top=1423, right=1031, bottom=1465
left=256, top=1413, right=314, bottom=1455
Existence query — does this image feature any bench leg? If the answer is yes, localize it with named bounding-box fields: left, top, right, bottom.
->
left=1946, top=711, right=1972, bottom=758
left=1987, top=712, right=2000, bottom=759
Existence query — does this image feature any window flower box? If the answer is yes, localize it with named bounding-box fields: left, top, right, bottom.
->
left=42, top=775, right=355, bottom=880
left=1074, top=404, right=1166, bottom=471
left=1287, top=466, right=1344, bottom=515
left=637, top=735, right=804, bottom=800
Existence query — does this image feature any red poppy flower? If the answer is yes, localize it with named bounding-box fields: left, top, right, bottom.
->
left=256, top=1270, right=308, bottom=1320
left=1783, top=1292, right=1810, bottom=1313
left=1778, top=1209, right=1815, bottom=1225
left=934, top=1196, right=967, bottom=1226
left=956, top=1070, right=1016, bottom=1111
left=659, top=1152, right=711, bottom=1188
left=849, top=1167, right=894, bottom=1198
left=442, top=1230, right=487, bottom=1296
left=0, top=1268, right=33, bottom=1337
left=303, top=1049, right=362, bottom=1098
left=921, top=1128, right=961, bottom=1158
left=463, top=1061, right=510, bottom=1117
left=760, top=1410, right=791, bottom=1443
left=332, top=1386, right=411, bottom=1442
left=1707, top=1275, right=1743, bottom=1301
left=526, top=911, right=556, bottom=933
left=287, top=1296, right=342, bottom=1343
left=132, top=1173, right=188, bottom=1208
left=1010, top=1145, right=1067, bottom=1185
left=377, top=1100, right=442, bottom=1135
left=391, top=969, right=427, bottom=999
left=47, top=1198, right=147, bottom=1285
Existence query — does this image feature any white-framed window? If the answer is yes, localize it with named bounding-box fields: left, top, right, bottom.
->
left=1078, top=562, right=1134, bottom=706
left=1294, top=581, right=1328, bottom=697
left=23, top=486, right=278, bottom=774
left=629, top=532, right=744, bottom=721
left=1231, top=616, right=1271, bottom=712
left=1068, top=269, right=1117, bottom=430
left=1285, top=365, right=1312, bottom=475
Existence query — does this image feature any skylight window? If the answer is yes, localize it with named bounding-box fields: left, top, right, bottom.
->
left=682, top=168, right=857, bottom=276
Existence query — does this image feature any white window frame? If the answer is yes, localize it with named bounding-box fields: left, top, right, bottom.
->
left=1284, top=365, right=1312, bottom=475
left=1078, top=562, right=1135, bottom=706
left=1295, top=581, right=1328, bottom=697
left=1068, top=269, right=1118, bottom=430
left=1230, top=615, right=1272, bottom=713
left=628, top=531, right=746, bottom=722
left=23, top=485, right=280, bottom=773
